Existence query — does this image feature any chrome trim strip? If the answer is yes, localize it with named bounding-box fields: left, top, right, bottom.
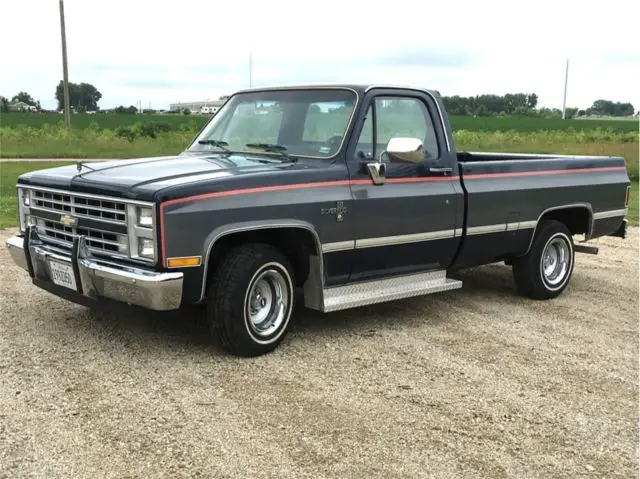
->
left=364, top=85, right=451, bottom=152
left=322, top=240, right=355, bottom=253
left=466, top=224, right=506, bottom=236
left=593, top=208, right=628, bottom=220
left=355, top=229, right=455, bottom=248
left=519, top=220, right=537, bottom=229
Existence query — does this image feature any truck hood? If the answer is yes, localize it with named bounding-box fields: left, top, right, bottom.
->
left=16, top=152, right=316, bottom=201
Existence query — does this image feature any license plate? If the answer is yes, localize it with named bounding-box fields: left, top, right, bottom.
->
left=49, top=259, right=78, bottom=291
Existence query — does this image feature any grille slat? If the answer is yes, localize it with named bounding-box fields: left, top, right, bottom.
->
left=32, top=190, right=127, bottom=224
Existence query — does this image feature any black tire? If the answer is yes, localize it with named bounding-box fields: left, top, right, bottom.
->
left=206, top=243, right=295, bottom=357
left=512, top=220, right=575, bottom=300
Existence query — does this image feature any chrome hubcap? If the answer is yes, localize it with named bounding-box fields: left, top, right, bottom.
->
left=246, top=267, right=290, bottom=337
left=541, top=236, right=571, bottom=287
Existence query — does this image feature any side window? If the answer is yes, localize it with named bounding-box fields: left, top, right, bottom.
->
left=374, top=97, right=440, bottom=160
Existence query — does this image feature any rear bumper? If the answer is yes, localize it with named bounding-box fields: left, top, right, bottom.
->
left=6, top=227, right=183, bottom=311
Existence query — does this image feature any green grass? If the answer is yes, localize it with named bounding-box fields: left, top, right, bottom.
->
left=2, top=111, right=638, bottom=134
left=0, top=112, right=207, bottom=131
left=0, top=161, right=73, bottom=228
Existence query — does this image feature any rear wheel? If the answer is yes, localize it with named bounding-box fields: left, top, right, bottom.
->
left=512, top=220, right=575, bottom=300
left=206, top=243, right=295, bottom=356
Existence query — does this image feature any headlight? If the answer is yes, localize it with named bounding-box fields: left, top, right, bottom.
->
left=23, top=190, right=30, bottom=206
left=138, top=238, right=155, bottom=258
left=137, top=206, right=153, bottom=227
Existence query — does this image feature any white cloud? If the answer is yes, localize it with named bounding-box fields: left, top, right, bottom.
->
left=1, top=0, right=639, bottom=111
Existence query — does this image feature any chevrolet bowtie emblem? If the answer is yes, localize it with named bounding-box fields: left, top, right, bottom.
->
left=60, top=214, right=77, bottom=227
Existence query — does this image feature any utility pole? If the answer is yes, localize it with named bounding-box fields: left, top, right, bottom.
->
left=562, top=58, right=569, bottom=120
left=59, top=0, right=71, bottom=129
left=249, top=51, right=253, bottom=88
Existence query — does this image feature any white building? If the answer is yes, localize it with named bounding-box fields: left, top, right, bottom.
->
left=169, top=99, right=225, bottom=114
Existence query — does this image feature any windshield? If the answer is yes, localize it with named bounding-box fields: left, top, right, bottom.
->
left=187, top=88, right=358, bottom=159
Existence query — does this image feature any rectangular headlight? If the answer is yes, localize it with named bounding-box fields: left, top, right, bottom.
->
left=138, top=238, right=155, bottom=258
left=137, top=206, right=153, bottom=227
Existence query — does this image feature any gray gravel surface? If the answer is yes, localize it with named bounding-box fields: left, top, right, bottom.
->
left=1, top=226, right=638, bottom=478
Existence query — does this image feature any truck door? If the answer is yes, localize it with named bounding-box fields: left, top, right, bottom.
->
left=345, top=88, right=463, bottom=283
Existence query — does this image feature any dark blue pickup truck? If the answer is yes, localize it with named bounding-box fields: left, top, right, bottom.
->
left=6, top=84, right=631, bottom=356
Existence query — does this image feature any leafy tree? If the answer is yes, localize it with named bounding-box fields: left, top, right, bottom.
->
left=55, top=81, right=102, bottom=112
left=564, top=107, right=579, bottom=119
left=586, top=99, right=635, bottom=117
left=11, top=91, right=37, bottom=106
left=0, top=96, right=8, bottom=112
left=115, top=105, right=138, bottom=114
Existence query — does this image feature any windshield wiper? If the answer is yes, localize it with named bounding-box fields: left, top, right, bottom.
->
left=198, top=139, right=232, bottom=154
left=245, top=143, right=297, bottom=162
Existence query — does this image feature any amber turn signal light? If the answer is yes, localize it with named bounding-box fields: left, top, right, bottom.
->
left=167, top=257, right=201, bottom=268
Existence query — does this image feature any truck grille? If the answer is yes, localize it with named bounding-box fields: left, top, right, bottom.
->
left=31, top=189, right=127, bottom=224
left=26, top=187, right=131, bottom=259
left=34, top=218, right=128, bottom=254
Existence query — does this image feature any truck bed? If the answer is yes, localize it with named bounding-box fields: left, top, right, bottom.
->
left=451, top=152, right=629, bottom=270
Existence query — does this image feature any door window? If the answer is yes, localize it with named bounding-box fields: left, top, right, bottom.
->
left=355, top=96, right=440, bottom=161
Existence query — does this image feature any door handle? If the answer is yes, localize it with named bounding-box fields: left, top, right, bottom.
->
left=429, top=167, right=453, bottom=175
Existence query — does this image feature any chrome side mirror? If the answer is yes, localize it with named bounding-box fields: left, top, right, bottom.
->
left=384, top=137, right=424, bottom=163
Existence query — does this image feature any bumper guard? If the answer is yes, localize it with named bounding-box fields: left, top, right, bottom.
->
left=6, top=227, right=183, bottom=311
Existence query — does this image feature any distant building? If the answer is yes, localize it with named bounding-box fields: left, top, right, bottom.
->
left=9, top=101, right=37, bottom=112
left=169, top=99, right=225, bottom=114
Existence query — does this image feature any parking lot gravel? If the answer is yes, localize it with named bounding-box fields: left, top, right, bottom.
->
left=0, top=226, right=638, bottom=478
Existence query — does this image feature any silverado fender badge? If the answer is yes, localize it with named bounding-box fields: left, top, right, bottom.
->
left=320, top=201, right=347, bottom=222
left=60, top=214, right=77, bottom=227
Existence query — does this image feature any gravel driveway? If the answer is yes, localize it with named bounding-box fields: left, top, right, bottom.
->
left=1, top=226, right=637, bottom=478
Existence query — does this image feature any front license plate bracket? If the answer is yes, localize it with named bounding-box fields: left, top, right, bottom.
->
left=48, top=259, right=78, bottom=292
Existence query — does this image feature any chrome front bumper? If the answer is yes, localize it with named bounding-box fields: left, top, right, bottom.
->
left=6, top=227, right=183, bottom=311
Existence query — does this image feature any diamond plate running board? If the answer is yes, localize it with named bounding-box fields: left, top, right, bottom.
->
left=322, top=270, right=462, bottom=312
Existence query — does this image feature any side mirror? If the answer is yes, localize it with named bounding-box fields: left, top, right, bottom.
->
left=384, top=137, right=424, bottom=163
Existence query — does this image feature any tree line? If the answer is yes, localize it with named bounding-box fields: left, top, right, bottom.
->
left=1, top=82, right=637, bottom=118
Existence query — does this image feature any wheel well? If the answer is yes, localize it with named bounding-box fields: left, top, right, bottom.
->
left=205, top=228, right=319, bottom=289
left=538, top=207, right=591, bottom=236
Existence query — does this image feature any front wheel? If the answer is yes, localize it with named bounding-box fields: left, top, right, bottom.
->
left=206, top=243, right=295, bottom=356
left=512, top=220, right=575, bottom=300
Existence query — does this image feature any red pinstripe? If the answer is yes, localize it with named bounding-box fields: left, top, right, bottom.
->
left=158, top=165, right=627, bottom=266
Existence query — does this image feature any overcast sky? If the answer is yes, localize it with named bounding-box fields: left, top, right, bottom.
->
left=2, top=0, right=639, bottom=111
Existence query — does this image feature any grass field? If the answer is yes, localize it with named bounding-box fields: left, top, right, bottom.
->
left=1, top=161, right=637, bottom=229
left=2, top=111, right=639, bottom=133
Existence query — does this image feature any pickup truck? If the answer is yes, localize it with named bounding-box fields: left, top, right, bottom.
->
left=6, top=84, right=631, bottom=356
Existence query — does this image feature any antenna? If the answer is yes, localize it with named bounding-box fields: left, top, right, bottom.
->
left=562, top=58, right=569, bottom=119
left=249, top=51, right=253, bottom=88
